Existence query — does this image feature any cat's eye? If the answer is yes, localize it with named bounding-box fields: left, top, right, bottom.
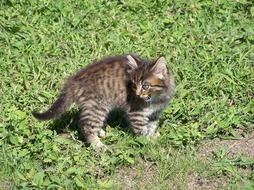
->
left=142, top=82, right=150, bottom=90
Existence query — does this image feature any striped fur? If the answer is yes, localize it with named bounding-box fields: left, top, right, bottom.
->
left=33, top=54, right=175, bottom=149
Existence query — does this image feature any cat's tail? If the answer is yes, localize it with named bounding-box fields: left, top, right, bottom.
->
left=32, top=85, right=73, bottom=121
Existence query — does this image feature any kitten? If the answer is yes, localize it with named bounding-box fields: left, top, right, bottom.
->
left=32, top=54, right=175, bottom=149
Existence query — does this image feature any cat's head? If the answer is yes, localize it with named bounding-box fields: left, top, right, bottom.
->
left=126, top=55, right=170, bottom=102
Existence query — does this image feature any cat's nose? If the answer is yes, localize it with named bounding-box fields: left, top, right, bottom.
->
left=136, top=88, right=142, bottom=96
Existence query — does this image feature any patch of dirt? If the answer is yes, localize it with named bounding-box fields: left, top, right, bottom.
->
left=114, top=161, right=160, bottom=190
left=0, top=181, right=12, bottom=190
left=188, top=172, right=227, bottom=190
left=113, top=130, right=254, bottom=190
left=197, top=130, right=254, bottom=159
left=189, top=130, right=254, bottom=190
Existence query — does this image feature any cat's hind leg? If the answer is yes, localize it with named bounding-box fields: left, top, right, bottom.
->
left=79, top=104, right=108, bottom=149
left=98, top=128, right=106, bottom=138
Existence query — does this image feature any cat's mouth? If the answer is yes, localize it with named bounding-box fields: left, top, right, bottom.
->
left=142, top=95, right=151, bottom=102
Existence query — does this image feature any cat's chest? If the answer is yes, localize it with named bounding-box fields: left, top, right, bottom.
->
left=143, top=102, right=166, bottom=117
left=143, top=106, right=157, bottom=116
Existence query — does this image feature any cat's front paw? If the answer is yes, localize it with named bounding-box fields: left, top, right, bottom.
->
left=146, top=131, right=160, bottom=141
left=150, top=131, right=160, bottom=139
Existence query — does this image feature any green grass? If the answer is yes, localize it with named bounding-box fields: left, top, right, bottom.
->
left=1, top=0, right=254, bottom=189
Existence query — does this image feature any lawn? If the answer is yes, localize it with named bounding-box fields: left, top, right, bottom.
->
left=0, top=0, right=254, bottom=189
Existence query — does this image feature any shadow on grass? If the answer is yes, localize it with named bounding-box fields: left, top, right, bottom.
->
left=106, top=108, right=132, bottom=134
left=49, top=109, right=83, bottom=140
left=49, top=108, right=132, bottom=142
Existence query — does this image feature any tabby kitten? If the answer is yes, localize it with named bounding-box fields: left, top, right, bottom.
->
left=32, top=54, right=175, bottom=149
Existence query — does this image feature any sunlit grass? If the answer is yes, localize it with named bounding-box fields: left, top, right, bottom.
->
left=0, top=0, right=253, bottom=189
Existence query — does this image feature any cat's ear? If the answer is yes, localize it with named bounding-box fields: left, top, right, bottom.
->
left=151, top=56, right=167, bottom=79
left=126, top=55, right=138, bottom=71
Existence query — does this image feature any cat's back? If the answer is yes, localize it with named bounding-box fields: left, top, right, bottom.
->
left=72, top=55, right=129, bottom=82
left=68, top=55, right=131, bottom=105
